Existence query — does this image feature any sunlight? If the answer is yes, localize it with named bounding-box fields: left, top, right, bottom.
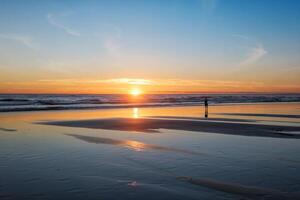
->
left=130, top=88, right=142, bottom=96
left=125, top=140, right=145, bottom=152
left=132, top=107, right=139, bottom=118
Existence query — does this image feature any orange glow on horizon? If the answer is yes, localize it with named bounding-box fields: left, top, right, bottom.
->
left=130, top=88, right=142, bottom=96
left=0, top=78, right=299, bottom=94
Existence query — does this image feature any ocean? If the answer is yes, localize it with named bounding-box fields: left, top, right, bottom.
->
left=1, top=93, right=300, bottom=112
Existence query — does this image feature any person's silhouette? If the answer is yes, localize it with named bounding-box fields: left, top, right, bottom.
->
left=204, top=97, right=208, bottom=118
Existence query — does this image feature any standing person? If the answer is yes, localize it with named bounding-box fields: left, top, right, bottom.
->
left=204, top=97, right=208, bottom=118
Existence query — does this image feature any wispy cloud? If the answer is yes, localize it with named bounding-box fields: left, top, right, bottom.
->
left=36, top=78, right=263, bottom=89
left=240, top=43, right=267, bottom=66
left=0, top=33, right=34, bottom=49
left=99, top=78, right=152, bottom=85
left=39, top=78, right=153, bottom=85
left=47, top=13, right=80, bottom=37
left=103, top=36, right=120, bottom=55
left=232, top=34, right=267, bottom=66
left=4, top=78, right=299, bottom=93
left=98, top=24, right=122, bottom=56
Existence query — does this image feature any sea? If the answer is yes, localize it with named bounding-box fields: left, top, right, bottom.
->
left=0, top=93, right=300, bottom=112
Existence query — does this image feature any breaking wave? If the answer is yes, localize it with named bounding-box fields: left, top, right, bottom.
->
left=0, top=94, right=300, bottom=112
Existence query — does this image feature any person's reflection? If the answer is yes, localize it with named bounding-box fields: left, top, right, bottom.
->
left=132, top=107, right=139, bottom=118
left=204, top=97, right=208, bottom=118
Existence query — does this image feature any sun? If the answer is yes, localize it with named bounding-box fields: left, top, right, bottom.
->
left=130, top=88, right=142, bottom=96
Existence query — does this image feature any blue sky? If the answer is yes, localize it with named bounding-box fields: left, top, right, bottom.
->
left=0, top=0, right=300, bottom=93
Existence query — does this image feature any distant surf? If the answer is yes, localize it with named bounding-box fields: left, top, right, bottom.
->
left=1, top=93, right=300, bottom=112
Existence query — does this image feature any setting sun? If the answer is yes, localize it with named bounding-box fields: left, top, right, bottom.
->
left=130, top=88, right=142, bottom=96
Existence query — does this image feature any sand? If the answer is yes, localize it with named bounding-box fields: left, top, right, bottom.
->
left=40, top=117, right=300, bottom=138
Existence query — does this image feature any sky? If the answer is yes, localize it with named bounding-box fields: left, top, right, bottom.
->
left=0, top=0, right=300, bottom=94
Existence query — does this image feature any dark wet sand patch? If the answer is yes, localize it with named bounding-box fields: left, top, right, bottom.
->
left=177, top=177, right=299, bottom=200
left=65, top=134, right=201, bottom=155
left=41, top=117, right=300, bottom=138
left=0, top=127, right=17, bottom=132
left=219, top=113, right=300, bottom=119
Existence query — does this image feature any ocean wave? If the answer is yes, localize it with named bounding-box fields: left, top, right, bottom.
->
left=0, top=94, right=299, bottom=112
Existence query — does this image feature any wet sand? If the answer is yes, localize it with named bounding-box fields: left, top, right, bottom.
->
left=177, top=177, right=300, bottom=200
left=0, top=127, right=17, bottom=132
left=150, top=116, right=257, bottom=122
left=65, top=133, right=201, bottom=155
left=41, top=117, right=300, bottom=138
left=1, top=103, right=300, bottom=200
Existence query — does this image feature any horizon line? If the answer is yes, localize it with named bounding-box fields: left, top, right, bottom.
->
left=1, top=92, right=300, bottom=95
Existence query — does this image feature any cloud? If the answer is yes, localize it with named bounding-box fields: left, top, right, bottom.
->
left=36, top=78, right=262, bottom=89
left=99, top=78, right=153, bottom=85
left=232, top=34, right=267, bottom=66
left=3, top=78, right=299, bottom=93
left=37, top=78, right=153, bottom=86
left=240, top=43, right=267, bottom=66
left=103, top=36, right=120, bottom=55
left=0, top=33, right=34, bottom=49
left=99, top=24, right=122, bottom=56
left=47, top=13, right=80, bottom=37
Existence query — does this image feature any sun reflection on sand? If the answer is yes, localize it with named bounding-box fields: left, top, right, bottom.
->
left=132, top=107, right=139, bottom=118
left=64, top=134, right=200, bottom=154
left=124, top=140, right=145, bottom=151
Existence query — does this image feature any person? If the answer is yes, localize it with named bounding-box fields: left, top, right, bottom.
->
left=204, top=97, right=208, bottom=118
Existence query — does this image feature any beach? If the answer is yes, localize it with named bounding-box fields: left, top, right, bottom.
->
left=1, top=0, right=300, bottom=199
left=1, top=102, right=300, bottom=199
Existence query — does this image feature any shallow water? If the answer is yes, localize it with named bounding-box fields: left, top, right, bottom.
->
left=0, top=103, right=300, bottom=199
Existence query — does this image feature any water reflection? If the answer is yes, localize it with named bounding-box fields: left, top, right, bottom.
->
left=65, top=134, right=200, bottom=155
left=2, top=103, right=300, bottom=124
left=125, top=140, right=144, bottom=151
left=132, top=107, right=139, bottom=118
